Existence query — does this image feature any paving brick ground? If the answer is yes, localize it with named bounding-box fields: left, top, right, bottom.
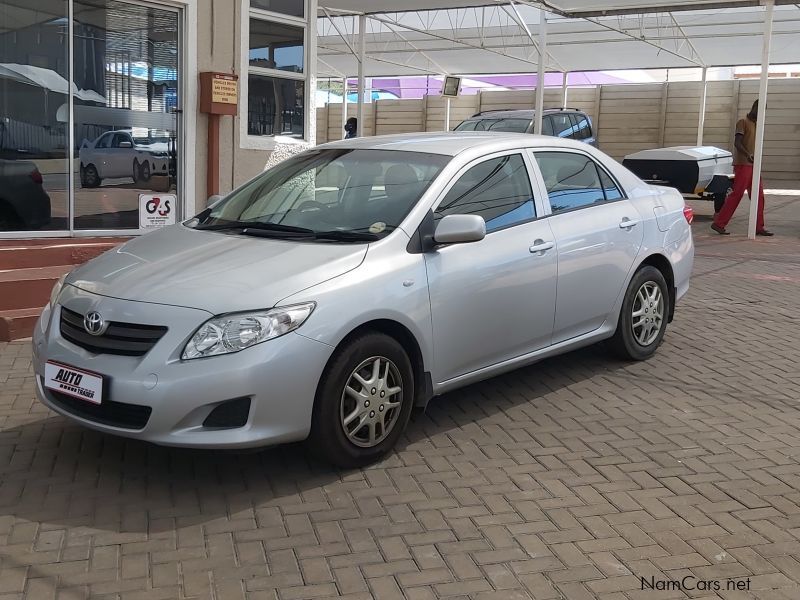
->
left=1, top=189, right=800, bottom=600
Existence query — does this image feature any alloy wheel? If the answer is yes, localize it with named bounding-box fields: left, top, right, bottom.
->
left=631, top=281, right=664, bottom=346
left=340, top=356, right=403, bottom=448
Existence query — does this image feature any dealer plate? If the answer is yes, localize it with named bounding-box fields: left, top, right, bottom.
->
left=44, top=361, right=103, bottom=405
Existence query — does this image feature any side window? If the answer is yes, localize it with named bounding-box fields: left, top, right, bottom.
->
left=435, top=154, right=536, bottom=232
left=487, top=119, right=531, bottom=133
left=541, top=116, right=555, bottom=137
left=111, top=134, right=130, bottom=148
left=550, top=114, right=573, bottom=138
left=574, top=114, right=592, bottom=140
left=598, top=166, right=624, bottom=200
left=534, top=151, right=607, bottom=214
left=454, top=120, right=478, bottom=132
left=95, top=133, right=112, bottom=148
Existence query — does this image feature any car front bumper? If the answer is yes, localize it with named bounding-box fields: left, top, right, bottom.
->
left=32, top=285, right=333, bottom=449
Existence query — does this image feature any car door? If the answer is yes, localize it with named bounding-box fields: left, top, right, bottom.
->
left=90, top=133, right=114, bottom=178
left=108, top=133, right=134, bottom=178
left=424, top=151, right=557, bottom=384
left=531, top=149, right=643, bottom=344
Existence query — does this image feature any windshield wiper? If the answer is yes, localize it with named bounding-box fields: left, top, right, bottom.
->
left=314, top=230, right=379, bottom=242
left=195, top=221, right=315, bottom=235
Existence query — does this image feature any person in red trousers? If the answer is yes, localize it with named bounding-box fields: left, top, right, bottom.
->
left=711, top=100, right=773, bottom=236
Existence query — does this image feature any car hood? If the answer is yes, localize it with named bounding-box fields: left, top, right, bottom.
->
left=67, top=225, right=368, bottom=314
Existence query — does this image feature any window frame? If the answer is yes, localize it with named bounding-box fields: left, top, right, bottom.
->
left=527, top=147, right=628, bottom=217
left=430, top=149, right=547, bottom=235
left=240, top=0, right=310, bottom=149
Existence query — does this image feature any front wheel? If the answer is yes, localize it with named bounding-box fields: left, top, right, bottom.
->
left=608, top=266, right=669, bottom=361
left=308, top=332, right=415, bottom=467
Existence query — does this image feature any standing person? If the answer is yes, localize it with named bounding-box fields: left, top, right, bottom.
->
left=711, top=100, right=773, bottom=236
left=344, top=117, right=358, bottom=139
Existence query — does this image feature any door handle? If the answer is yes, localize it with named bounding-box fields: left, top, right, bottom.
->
left=529, top=240, right=554, bottom=254
left=619, top=218, right=640, bottom=229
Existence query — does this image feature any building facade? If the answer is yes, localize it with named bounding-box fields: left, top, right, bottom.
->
left=0, top=0, right=316, bottom=238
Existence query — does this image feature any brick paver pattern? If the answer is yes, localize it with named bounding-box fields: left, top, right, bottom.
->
left=1, top=191, right=800, bottom=600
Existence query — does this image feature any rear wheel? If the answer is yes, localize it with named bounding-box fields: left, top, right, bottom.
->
left=608, top=266, right=669, bottom=361
left=82, top=164, right=101, bottom=188
left=308, top=332, right=414, bottom=467
left=713, top=192, right=727, bottom=213
left=0, top=201, right=22, bottom=230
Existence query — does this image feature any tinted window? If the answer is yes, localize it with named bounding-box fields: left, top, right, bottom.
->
left=248, top=74, right=304, bottom=138
left=487, top=119, right=531, bottom=133
left=95, top=134, right=113, bottom=149
left=112, top=133, right=131, bottom=148
left=550, top=114, right=573, bottom=138
left=435, top=154, right=535, bottom=232
left=250, top=0, right=304, bottom=17
left=574, top=114, right=592, bottom=140
left=535, top=152, right=607, bottom=213
left=599, top=167, right=624, bottom=200
left=454, top=120, right=479, bottom=132
left=249, top=18, right=304, bottom=73
left=541, top=116, right=555, bottom=137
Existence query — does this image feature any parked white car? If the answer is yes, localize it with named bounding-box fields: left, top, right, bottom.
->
left=79, top=130, right=170, bottom=187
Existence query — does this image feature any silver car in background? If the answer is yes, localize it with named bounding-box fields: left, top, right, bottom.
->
left=33, top=133, right=694, bottom=467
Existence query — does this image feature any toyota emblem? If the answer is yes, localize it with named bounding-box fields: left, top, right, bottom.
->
left=84, top=311, right=107, bottom=336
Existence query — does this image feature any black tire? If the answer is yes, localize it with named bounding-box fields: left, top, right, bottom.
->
left=0, top=201, right=23, bottom=230
left=139, top=160, right=151, bottom=182
left=308, top=332, right=415, bottom=468
left=83, top=164, right=101, bottom=188
left=608, top=265, right=670, bottom=361
left=133, top=159, right=140, bottom=183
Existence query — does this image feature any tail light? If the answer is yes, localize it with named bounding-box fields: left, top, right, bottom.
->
left=30, top=169, right=43, bottom=185
left=683, top=205, right=694, bottom=224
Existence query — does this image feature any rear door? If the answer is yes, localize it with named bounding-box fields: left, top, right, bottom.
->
left=531, top=149, right=643, bottom=344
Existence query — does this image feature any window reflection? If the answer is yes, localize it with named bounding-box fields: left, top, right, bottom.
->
left=1, top=0, right=69, bottom=231
left=72, top=0, right=179, bottom=230
left=248, top=74, right=304, bottom=138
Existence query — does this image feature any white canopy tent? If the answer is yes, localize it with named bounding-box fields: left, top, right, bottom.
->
left=315, top=0, right=799, bottom=238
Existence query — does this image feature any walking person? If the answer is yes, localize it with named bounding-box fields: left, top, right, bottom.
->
left=711, top=100, right=773, bottom=236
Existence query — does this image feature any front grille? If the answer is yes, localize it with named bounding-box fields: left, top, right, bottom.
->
left=48, top=389, right=152, bottom=430
left=60, top=307, right=167, bottom=357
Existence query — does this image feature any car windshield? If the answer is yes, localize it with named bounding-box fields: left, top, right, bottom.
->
left=188, top=149, right=450, bottom=240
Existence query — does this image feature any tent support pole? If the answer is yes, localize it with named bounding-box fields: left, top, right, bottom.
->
left=697, top=67, right=708, bottom=146
left=534, top=8, right=547, bottom=134
left=357, top=14, right=366, bottom=137
left=561, top=72, right=569, bottom=108
left=342, top=76, right=349, bottom=139
left=748, top=0, right=774, bottom=240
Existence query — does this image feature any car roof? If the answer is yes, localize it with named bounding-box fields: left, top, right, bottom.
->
left=318, top=131, right=592, bottom=157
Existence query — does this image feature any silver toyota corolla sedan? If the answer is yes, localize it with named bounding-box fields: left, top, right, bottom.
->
left=33, top=133, right=694, bottom=466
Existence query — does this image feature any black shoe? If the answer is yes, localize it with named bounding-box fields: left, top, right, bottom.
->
left=756, top=229, right=774, bottom=237
left=711, top=223, right=730, bottom=235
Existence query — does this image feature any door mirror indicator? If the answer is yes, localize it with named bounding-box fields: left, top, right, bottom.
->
left=433, top=214, right=486, bottom=245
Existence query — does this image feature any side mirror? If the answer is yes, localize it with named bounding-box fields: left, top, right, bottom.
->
left=207, top=194, right=224, bottom=206
left=118, top=141, right=133, bottom=148
left=433, top=214, right=486, bottom=245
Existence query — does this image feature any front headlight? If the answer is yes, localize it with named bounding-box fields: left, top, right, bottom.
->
left=50, top=274, right=67, bottom=307
left=182, top=302, right=315, bottom=360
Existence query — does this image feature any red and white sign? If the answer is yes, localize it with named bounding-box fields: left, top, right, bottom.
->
left=44, top=361, right=104, bottom=404
left=139, top=194, right=177, bottom=229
